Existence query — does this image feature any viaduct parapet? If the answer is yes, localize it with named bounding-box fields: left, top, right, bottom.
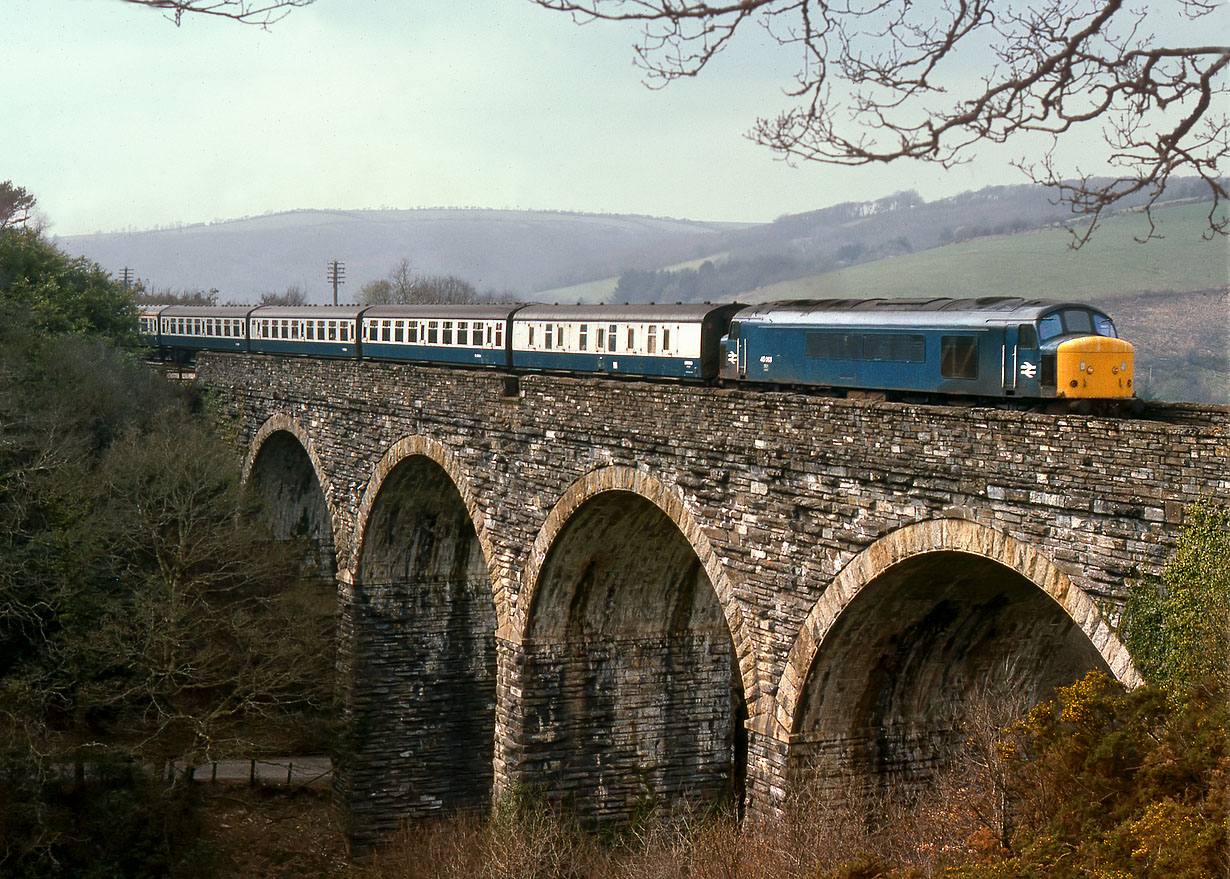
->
left=196, top=353, right=1228, bottom=851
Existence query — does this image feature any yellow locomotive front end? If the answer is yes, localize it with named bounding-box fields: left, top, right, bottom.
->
left=1055, top=336, right=1135, bottom=398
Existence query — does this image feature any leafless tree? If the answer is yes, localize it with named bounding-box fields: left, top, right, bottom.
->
left=258, top=283, right=308, bottom=306
left=117, top=0, right=314, bottom=27
left=357, top=258, right=483, bottom=305
left=530, top=0, right=1229, bottom=244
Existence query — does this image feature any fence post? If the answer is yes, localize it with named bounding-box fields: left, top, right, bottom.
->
left=249, top=759, right=256, bottom=786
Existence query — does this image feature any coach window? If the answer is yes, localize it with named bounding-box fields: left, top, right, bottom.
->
left=595, top=327, right=604, bottom=350
left=307, top=322, right=316, bottom=341
left=407, top=322, right=418, bottom=343
left=427, top=321, right=439, bottom=344
left=460, top=321, right=472, bottom=345
left=394, top=321, right=404, bottom=343
left=442, top=321, right=453, bottom=345
left=528, top=325, right=536, bottom=347
left=292, top=321, right=301, bottom=340
left=940, top=336, right=979, bottom=379
left=662, top=327, right=671, bottom=352
left=494, top=324, right=503, bottom=347
left=326, top=322, right=336, bottom=342
left=647, top=325, right=658, bottom=354
left=557, top=324, right=565, bottom=349
left=544, top=324, right=554, bottom=349
left=578, top=324, right=588, bottom=351
left=608, top=325, right=618, bottom=352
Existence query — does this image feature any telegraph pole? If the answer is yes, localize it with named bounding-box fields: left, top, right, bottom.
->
left=326, top=260, right=345, bottom=306
left=119, top=267, right=133, bottom=292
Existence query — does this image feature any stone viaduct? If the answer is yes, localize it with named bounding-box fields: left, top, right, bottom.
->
left=196, top=352, right=1228, bottom=851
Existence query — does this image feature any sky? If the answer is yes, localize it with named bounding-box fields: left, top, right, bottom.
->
left=2, top=0, right=1197, bottom=236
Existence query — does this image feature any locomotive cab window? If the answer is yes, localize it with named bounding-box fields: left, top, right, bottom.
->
left=1093, top=314, right=1117, bottom=337
left=1061, top=308, right=1093, bottom=336
left=940, top=336, right=979, bottom=379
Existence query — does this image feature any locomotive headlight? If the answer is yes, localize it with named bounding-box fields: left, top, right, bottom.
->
left=1086, top=365, right=1095, bottom=375
left=1112, top=365, right=1119, bottom=374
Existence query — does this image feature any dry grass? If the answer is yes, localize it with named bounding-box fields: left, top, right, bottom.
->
left=196, top=785, right=352, bottom=879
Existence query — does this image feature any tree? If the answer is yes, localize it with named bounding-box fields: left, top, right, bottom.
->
left=0, top=182, right=37, bottom=231
left=118, top=0, right=314, bottom=27
left=530, top=0, right=1229, bottom=244
left=259, top=283, right=308, bottom=306
left=356, top=258, right=482, bottom=305
left=0, top=227, right=137, bottom=345
left=0, top=219, right=335, bottom=876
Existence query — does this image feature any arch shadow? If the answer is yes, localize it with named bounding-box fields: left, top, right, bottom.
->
left=505, top=466, right=753, bottom=822
left=773, top=517, right=1140, bottom=793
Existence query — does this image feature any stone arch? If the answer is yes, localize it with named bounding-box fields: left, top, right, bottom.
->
left=340, top=434, right=499, bottom=845
left=349, top=434, right=501, bottom=598
left=774, top=517, right=1140, bottom=794
left=506, top=466, right=751, bottom=822
left=242, top=413, right=341, bottom=580
left=508, top=466, right=754, bottom=693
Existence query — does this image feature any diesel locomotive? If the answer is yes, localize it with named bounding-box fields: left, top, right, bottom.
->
left=140, top=297, right=1136, bottom=404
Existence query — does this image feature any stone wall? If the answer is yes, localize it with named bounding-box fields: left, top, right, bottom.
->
left=197, top=352, right=1228, bottom=850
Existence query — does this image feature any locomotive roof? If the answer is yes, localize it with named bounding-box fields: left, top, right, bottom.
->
left=735, top=297, right=1111, bottom=327
left=516, top=302, right=741, bottom=322
left=362, top=304, right=522, bottom=320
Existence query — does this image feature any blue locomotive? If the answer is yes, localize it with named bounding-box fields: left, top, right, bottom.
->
left=140, top=297, right=1135, bottom=403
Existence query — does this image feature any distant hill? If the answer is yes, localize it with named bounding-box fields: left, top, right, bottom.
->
left=55, top=209, right=747, bottom=304
left=56, top=180, right=1224, bottom=311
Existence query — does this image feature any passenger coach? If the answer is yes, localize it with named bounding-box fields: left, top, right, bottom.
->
left=360, top=304, right=518, bottom=367
left=247, top=306, right=363, bottom=358
left=511, top=303, right=743, bottom=380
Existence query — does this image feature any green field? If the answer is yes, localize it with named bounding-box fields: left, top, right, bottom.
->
left=749, top=201, right=1228, bottom=303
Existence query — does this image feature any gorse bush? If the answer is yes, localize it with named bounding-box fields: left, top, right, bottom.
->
left=1124, top=500, right=1230, bottom=694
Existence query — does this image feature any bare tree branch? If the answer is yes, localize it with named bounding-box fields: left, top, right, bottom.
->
left=530, top=0, right=1230, bottom=244
left=116, top=0, right=314, bottom=27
